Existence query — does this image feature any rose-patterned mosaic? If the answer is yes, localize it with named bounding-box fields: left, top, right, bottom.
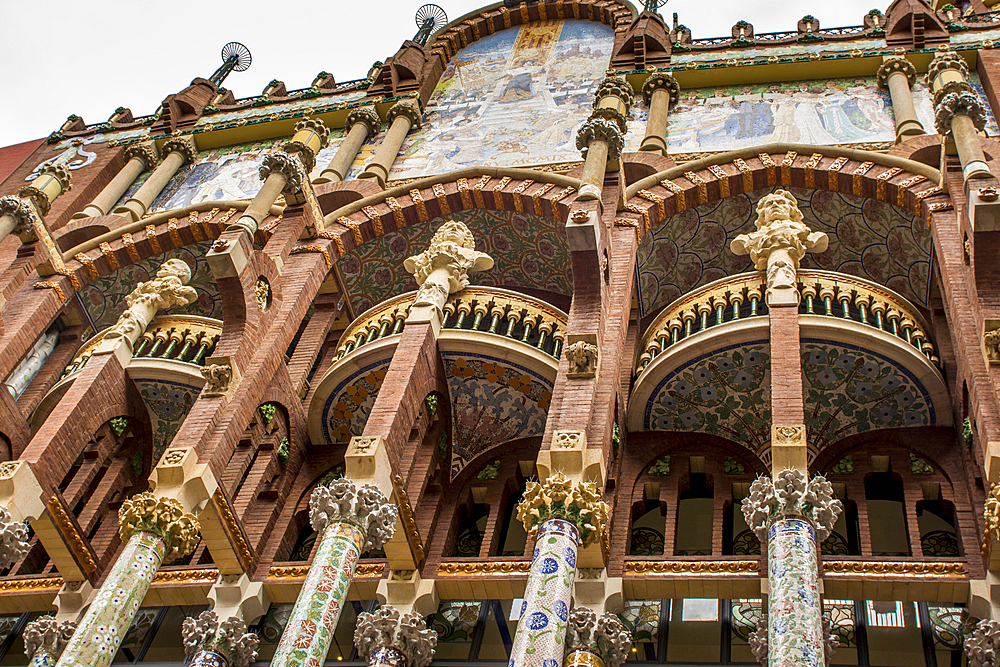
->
left=336, top=209, right=571, bottom=316
left=321, top=360, right=388, bottom=444
left=636, top=187, right=932, bottom=317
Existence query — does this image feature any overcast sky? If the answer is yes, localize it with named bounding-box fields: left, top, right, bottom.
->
left=1, top=0, right=885, bottom=148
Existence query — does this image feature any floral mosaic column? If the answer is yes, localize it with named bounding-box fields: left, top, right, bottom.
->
left=353, top=605, right=438, bottom=667
left=181, top=610, right=259, bottom=667
left=271, top=479, right=397, bottom=667
left=742, top=469, right=841, bottom=667
left=23, top=617, right=76, bottom=667
left=563, top=607, right=630, bottom=667
left=509, top=473, right=610, bottom=667
left=55, top=493, right=200, bottom=667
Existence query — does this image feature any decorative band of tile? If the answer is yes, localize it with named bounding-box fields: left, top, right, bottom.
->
left=438, top=561, right=531, bottom=576
left=144, top=225, right=162, bottom=254
left=267, top=562, right=386, bottom=580
left=625, top=560, right=760, bottom=575
left=822, top=560, right=966, bottom=578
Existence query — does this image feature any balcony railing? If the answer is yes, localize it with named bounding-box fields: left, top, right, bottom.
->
left=335, top=287, right=567, bottom=361
left=63, top=315, right=221, bottom=378
left=635, top=271, right=937, bottom=374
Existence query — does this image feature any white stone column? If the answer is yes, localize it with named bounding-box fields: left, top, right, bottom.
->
left=639, top=73, right=680, bottom=155
left=316, top=107, right=380, bottom=184
left=114, top=138, right=196, bottom=221
left=73, top=144, right=158, bottom=219
left=927, top=49, right=992, bottom=180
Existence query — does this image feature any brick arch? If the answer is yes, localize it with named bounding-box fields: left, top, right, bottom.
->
left=428, top=0, right=635, bottom=71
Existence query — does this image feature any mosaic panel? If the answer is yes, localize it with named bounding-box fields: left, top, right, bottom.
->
left=390, top=20, right=614, bottom=178
left=442, top=352, right=552, bottom=479
left=133, top=379, right=200, bottom=459
left=636, top=187, right=931, bottom=316
left=643, top=343, right=772, bottom=451
left=428, top=601, right=480, bottom=642
left=76, top=241, right=221, bottom=331
left=192, top=89, right=366, bottom=127
left=801, top=340, right=935, bottom=450
left=321, top=360, right=389, bottom=444
left=671, top=38, right=887, bottom=64
left=337, top=209, right=571, bottom=315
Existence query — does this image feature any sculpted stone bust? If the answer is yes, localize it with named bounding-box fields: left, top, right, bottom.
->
left=403, top=221, right=493, bottom=318
left=730, top=190, right=828, bottom=306
left=106, top=258, right=198, bottom=346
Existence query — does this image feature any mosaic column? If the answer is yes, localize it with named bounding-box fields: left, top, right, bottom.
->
left=742, top=469, right=841, bottom=667
left=563, top=607, right=630, bottom=667
left=359, top=99, right=421, bottom=187
left=748, top=612, right=837, bottom=667
left=638, top=73, right=679, bottom=156
left=271, top=479, right=397, bottom=667
left=509, top=473, right=610, bottom=667
left=964, top=619, right=1000, bottom=666
left=113, top=138, right=196, bottom=221
left=55, top=493, right=200, bottom=667
left=927, top=49, right=992, bottom=180
left=181, top=610, right=259, bottom=667
left=576, top=75, right=630, bottom=201
left=73, top=143, right=158, bottom=219
left=353, top=605, right=438, bottom=667
left=876, top=57, right=925, bottom=142
left=316, top=106, right=380, bottom=184
left=0, top=162, right=71, bottom=239
left=23, top=617, right=76, bottom=667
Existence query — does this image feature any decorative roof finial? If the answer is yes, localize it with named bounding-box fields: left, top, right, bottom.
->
left=643, top=0, right=668, bottom=14
left=413, top=4, right=448, bottom=46
left=209, top=42, right=252, bottom=87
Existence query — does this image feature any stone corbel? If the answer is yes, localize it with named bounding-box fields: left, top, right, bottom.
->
left=536, top=430, right=605, bottom=486
left=969, top=185, right=1000, bottom=233
left=984, top=319, right=1000, bottom=366
left=572, top=568, right=624, bottom=617
left=207, top=573, right=270, bottom=623
left=566, top=208, right=602, bottom=251
left=148, top=447, right=217, bottom=515
left=565, top=333, right=599, bottom=379
left=206, top=231, right=253, bottom=279
left=376, top=570, right=439, bottom=617
left=53, top=580, right=98, bottom=622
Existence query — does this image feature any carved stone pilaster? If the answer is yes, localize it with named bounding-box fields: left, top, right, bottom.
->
left=104, top=258, right=198, bottom=347
left=876, top=57, right=917, bottom=88
left=564, top=607, right=631, bottom=667
left=283, top=118, right=331, bottom=172
left=748, top=613, right=838, bottom=666
left=0, top=195, right=37, bottom=235
left=258, top=152, right=306, bottom=197
left=123, top=143, right=159, bottom=172
left=935, top=91, right=988, bottom=135
left=387, top=99, right=423, bottom=131
left=516, top=471, right=610, bottom=548
left=181, top=610, right=259, bottom=667
left=0, top=504, right=30, bottom=568
left=575, top=118, right=625, bottom=163
left=965, top=618, right=1000, bottom=667
left=730, top=190, right=828, bottom=306
left=309, top=478, right=397, bottom=552
left=741, top=468, right=842, bottom=541
left=641, top=72, right=680, bottom=106
left=402, top=220, right=493, bottom=318
left=118, top=492, right=201, bottom=564
left=23, top=616, right=76, bottom=664
left=162, top=137, right=198, bottom=165
left=346, top=107, right=382, bottom=135
left=354, top=605, right=437, bottom=667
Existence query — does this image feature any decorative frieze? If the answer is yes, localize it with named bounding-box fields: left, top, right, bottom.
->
left=354, top=606, right=437, bottom=667
left=516, top=471, right=609, bottom=548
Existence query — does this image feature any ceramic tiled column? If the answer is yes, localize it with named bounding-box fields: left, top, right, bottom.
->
left=509, top=473, right=610, bottom=667
left=353, top=605, right=438, bottom=667
left=270, top=479, right=397, bottom=667
left=563, top=607, right=630, bottom=667
left=742, top=469, right=841, bottom=666
left=55, top=493, right=200, bottom=667
left=181, top=610, right=259, bottom=667
left=23, top=617, right=76, bottom=667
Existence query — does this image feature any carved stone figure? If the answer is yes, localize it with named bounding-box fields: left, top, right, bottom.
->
left=730, top=190, right=829, bottom=306
left=965, top=618, right=1000, bottom=667
left=181, top=609, right=259, bottom=667
left=565, top=606, right=631, bottom=667
left=985, top=484, right=1000, bottom=543
left=201, top=364, right=233, bottom=395
left=105, top=258, right=198, bottom=347
left=23, top=616, right=76, bottom=663
left=0, top=504, right=30, bottom=569
left=565, top=340, right=599, bottom=376
left=402, top=221, right=493, bottom=318
left=742, top=468, right=842, bottom=541
left=516, top=471, right=609, bottom=547
left=309, top=478, right=398, bottom=552
left=118, top=492, right=201, bottom=564
left=354, top=605, right=437, bottom=667
left=985, top=330, right=1000, bottom=364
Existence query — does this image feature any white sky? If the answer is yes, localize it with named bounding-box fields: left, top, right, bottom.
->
left=0, top=0, right=885, bottom=148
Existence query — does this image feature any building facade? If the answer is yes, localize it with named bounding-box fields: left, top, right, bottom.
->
left=2, top=0, right=1000, bottom=665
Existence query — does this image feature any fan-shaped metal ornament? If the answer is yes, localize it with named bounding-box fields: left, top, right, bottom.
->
left=643, top=0, right=668, bottom=11
left=210, top=42, right=252, bottom=86
left=413, top=4, right=448, bottom=45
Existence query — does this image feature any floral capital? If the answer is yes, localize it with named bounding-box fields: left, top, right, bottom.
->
left=403, top=220, right=493, bottom=316
left=181, top=610, right=259, bottom=667
left=118, top=492, right=201, bottom=564
left=876, top=58, right=917, bottom=88
left=0, top=195, right=37, bottom=236
left=576, top=117, right=625, bottom=162
left=354, top=605, right=437, bottom=667
left=23, top=616, right=76, bottom=662
left=742, top=468, right=842, bottom=542
left=346, top=106, right=382, bottom=135
left=259, top=151, right=306, bottom=196
left=965, top=618, right=1000, bottom=667
left=641, top=72, right=680, bottom=106
left=565, top=607, right=631, bottom=667
left=309, top=478, right=398, bottom=552
left=516, top=471, right=610, bottom=548
left=934, top=91, right=988, bottom=135
left=123, top=143, right=159, bottom=171
left=0, top=504, right=30, bottom=568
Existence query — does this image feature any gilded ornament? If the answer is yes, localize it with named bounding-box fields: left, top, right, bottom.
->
left=437, top=561, right=531, bottom=576
left=964, top=619, right=1000, bottom=667
left=46, top=495, right=97, bottom=575
left=516, top=471, right=609, bottom=547
left=118, top=492, right=201, bottom=564
left=212, top=488, right=253, bottom=570
left=624, top=560, right=758, bottom=575
left=392, top=474, right=426, bottom=562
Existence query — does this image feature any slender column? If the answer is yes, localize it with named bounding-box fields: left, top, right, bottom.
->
left=229, top=118, right=329, bottom=236
left=113, top=137, right=196, bottom=221
left=315, top=107, right=380, bottom=184
left=353, top=606, right=438, bottom=667
left=563, top=607, right=630, bottom=667
left=742, top=469, right=841, bottom=667
left=510, top=473, right=610, bottom=667
left=270, top=479, right=397, bottom=667
left=73, top=144, right=158, bottom=219
left=24, top=617, right=76, bottom=667
left=965, top=619, right=1000, bottom=665
left=927, top=49, right=992, bottom=180
left=55, top=493, right=199, bottom=667
left=5, top=326, right=59, bottom=399
left=575, top=75, right=630, bottom=201
left=639, top=73, right=680, bottom=155
left=181, top=610, right=259, bottom=667
left=876, top=58, right=925, bottom=141
left=0, top=162, right=72, bottom=238
left=359, top=99, right=421, bottom=187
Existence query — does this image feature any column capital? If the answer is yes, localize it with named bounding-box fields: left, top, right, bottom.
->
left=935, top=90, right=988, bottom=135
left=565, top=607, right=631, bottom=667
left=118, top=492, right=201, bottom=564
left=516, top=471, right=610, bottom=548
left=283, top=118, right=332, bottom=172
left=386, top=99, right=422, bottom=131
left=123, top=143, right=159, bottom=171
left=346, top=106, right=382, bottom=135
left=403, top=220, right=494, bottom=321
left=24, top=616, right=76, bottom=663
left=575, top=117, right=625, bottom=163
left=309, top=478, right=398, bottom=552
left=965, top=619, right=1000, bottom=666
left=0, top=195, right=37, bottom=235
left=876, top=57, right=917, bottom=88
left=591, top=74, right=633, bottom=132
left=354, top=605, right=437, bottom=667
left=0, top=504, right=30, bottom=568
left=181, top=610, right=259, bottom=667
left=259, top=151, right=306, bottom=197
left=640, top=72, right=680, bottom=106
left=162, top=137, right=198, bottom=165
left=741, top=468, right=841, bottom=542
